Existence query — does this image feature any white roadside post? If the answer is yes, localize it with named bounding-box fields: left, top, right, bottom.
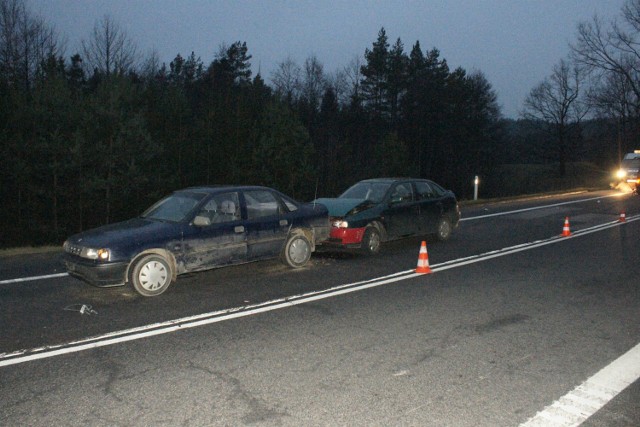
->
left=474, top=175, right=479, bottom=201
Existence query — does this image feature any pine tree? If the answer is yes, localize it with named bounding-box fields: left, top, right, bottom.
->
left=360, top=28, right=389, bottom=117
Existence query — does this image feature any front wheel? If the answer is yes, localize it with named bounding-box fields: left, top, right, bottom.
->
left=129, top=255, right=173, bottom=297
left=282, top=233, right=312, bottom=268
left=435, top=218, right=452, bottom=241
left=361, top=227, right=381, bottom=255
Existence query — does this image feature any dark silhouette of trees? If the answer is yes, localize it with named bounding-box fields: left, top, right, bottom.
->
left=0, top=2, right=618, bottom=248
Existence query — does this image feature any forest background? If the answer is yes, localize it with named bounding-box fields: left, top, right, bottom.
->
left=1, top=0, right=639, bottom=248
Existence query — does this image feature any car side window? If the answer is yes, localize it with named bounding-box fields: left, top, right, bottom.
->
left=280, top=196, right=298, bottom=212
left=245, top=190, right=282, bottom=219
left=430, top=182, right=445, bottom=197
left=390, top=183, right=414, bottom=203
left=194, top=192, right=240, bottom=225
left=415, top=182, right=435, bottom=200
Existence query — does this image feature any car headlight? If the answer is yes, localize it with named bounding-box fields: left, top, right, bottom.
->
left=82, top=247, right=110, bottom=261
left=616, top=169, right=627, bottom=179
left=332, top=219, right=349, bottom=228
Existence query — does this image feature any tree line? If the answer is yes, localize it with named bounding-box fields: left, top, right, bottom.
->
left=0, top=0, right=638, bottom=248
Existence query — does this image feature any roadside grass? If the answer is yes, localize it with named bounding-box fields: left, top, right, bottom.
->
left=459, top=187, right=604, bottom=206
left=481, top=162, right=611, bottom=200
left=0, top=245, right=61, bottom=258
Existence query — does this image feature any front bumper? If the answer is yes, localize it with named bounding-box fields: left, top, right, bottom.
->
left=320, top=226, right=366, bottom=249
left=63, top=254, right=128, bottom=287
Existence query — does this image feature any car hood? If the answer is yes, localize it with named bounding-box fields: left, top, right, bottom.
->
left=313, top=198, right=372, bottom=217
left=66, top=217, right=177, bottom=248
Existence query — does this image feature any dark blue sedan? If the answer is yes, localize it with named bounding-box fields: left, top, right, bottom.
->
left=63, top=186, right=329, bottom=296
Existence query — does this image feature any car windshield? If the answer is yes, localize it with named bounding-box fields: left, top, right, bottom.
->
left=339, top=182, right=391, bottom=203
left=621, top=158, right=640, bottom=169
left=141, top=192, right=207, bottom=222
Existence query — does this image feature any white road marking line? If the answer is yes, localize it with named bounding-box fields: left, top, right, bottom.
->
left=520, top=342, right=640, bottom=427
left=460, top=192, right=626, bottom=222
left=0, top=272, right=68, bottom=285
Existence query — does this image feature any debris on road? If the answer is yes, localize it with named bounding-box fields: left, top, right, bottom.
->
left=64, top=304, right=98, bottom=315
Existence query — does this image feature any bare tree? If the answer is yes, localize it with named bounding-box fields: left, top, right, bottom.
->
left=270, top=57, right=301, bottom=104
left=301, top=55, right=325, bottom=112
left=325, top=69, right=348, bottom=108
left=140, top=48, right=161, bottom=80
left=590, top=71, right=637, bottom=161
left=522, top=59, right=588, bottom=175
left=342, top=55, right=363, bottom=106
left=0, top=0, right=60, bottom=90
left=82, top=15, right=136, bottom=76
left=572, top=1, right=640, bottom=112
left=571, top=0, right=640, bottom=159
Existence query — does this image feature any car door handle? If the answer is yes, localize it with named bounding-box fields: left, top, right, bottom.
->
left=279, top=219, right=288, bottom=226
left=234, top=226, right=245, bottom=233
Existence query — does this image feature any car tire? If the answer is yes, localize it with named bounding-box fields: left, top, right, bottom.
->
left=361, top=226, right=381, bottom=255
left=282, top=232, right=312, bottom=268
left=435, top=217, right=452, bottom=241
left=129, top=254, right=173, bottom=297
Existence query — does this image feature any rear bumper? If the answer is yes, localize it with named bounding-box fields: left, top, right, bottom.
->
left=63, top=254, right=128, bottom=287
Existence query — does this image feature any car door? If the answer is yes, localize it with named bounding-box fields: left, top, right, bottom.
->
left=383, top=182, right=420, bottom=238
left=242, top=189, right=290, bottom=260
left=180, top=191, right=248, bottom=272
left=414, top=180, right=442, bottom=234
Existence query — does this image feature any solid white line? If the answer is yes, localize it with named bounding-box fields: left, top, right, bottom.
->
left=0, top=271, right=422, bottom=367
left=0, top=272, right=68, bottom=285
left=519, top=342, right=640, bottom=427
left=460, top=192, right=626, bottom=221
left=1, top=215, right=638, bottom=369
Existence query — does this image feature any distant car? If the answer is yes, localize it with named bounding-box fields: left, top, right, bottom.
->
left=63, top=186, right=329, bottom=296
left=616, top=150, right=640, bottom=193
left=315, top=178, right=460, bottom=254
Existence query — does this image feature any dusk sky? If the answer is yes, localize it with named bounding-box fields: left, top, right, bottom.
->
left=33, top=0, right=623, bottom=118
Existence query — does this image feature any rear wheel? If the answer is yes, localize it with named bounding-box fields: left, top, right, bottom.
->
left=282, top=233, right=312, bottom=268
left=129, top=255, right=172, bottom=297
left=435, top=218, right=452, bottom=241
left=361, top=226, right=381, bottom=255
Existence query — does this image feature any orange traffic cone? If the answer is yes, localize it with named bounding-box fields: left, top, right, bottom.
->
left=415, top=241, right=432, bottom=274
left=620, top=211, right=626, bottom=222
left=561, top=217, right=571, bottom=237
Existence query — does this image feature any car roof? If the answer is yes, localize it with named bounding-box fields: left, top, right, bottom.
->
left=357, top=178, right=431, bottom=184
left=177, top=185, right=275, bottom=194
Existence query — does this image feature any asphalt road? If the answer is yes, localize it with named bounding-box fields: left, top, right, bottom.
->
left=1, top=189, right=639, bottom=426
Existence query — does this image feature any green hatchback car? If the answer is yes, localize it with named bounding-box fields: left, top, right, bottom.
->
left=315, top=178, right=460, bottom=254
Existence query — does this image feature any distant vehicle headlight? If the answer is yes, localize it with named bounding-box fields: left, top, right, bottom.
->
left=616, top=169, right=627, bottom=179
left=332, top=219, right=349, bottom=228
